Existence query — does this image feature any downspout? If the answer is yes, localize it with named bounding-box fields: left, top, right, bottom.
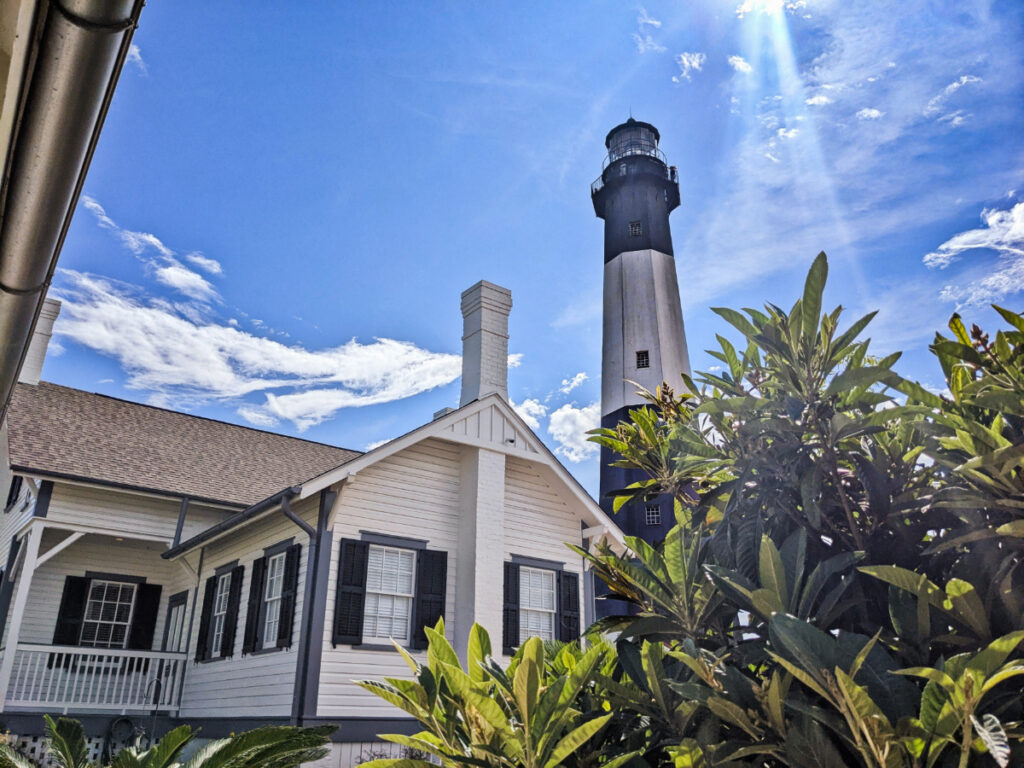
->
left=285, top=488, right=336, bottom=726
left=0, top=0, right=145, bottom=421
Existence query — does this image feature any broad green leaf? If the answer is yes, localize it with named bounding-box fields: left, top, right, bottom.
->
left=467, top=622, right=491, bottom=683
left=801, top=251, right=828, bottom=343
left=544, top=714, right=610, bottom=768
left=759, top=535, right=788, bottom=609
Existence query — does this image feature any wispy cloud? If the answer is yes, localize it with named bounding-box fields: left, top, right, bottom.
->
left=805, top=94, right=832, bottom=106
left=53, top=270, right=461, bottom=431
left=923, top=202, right=1024, bottom=308
left=728, top=55, right=753, bottom=74
left=559, top=371, right=588, bottom=394
left=81, top=196, right=219, bottom=303
left=184, top=252, right=223, bottom=275
left=672, top=52, right=706, bottom=83
left=633, top=34, right=666, bottom=54
left=637, top=7, right=661, bottom=28
left=512, top=398, right=548, bottom=429
left=924, top=74, right=982, bottom=116
left=547, top=402, right=600, bottom=463
left=856, top=107, right=883, bottom=120
left=126, top=44, right=147, bottom=75
left=735, top=0, right=807, bottom=19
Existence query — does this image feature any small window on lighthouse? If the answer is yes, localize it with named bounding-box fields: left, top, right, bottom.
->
left=629, top=220, right=643, bottom=237
left=645, top=505, right=662, bottom=526
left=636, top=350, right=650, bottom=369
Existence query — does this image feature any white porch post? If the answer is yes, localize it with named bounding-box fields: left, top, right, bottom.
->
left=0, top=521, right=43, bottom=712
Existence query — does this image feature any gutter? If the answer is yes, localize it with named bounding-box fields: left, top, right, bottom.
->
left=162, top=486, right=302, bottom=560
left=0, top=0, right=145, bottom=422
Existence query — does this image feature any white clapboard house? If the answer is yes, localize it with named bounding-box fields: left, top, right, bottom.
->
left=0, top=283, right=623, bottom=767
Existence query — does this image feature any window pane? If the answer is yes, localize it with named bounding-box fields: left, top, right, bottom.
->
left=363, top=544, right=416, bottom=643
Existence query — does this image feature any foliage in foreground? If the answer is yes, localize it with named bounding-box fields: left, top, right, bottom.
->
left=0, top=715, right=332, bottom=768
left=361, top=253, right=1024, bottom=767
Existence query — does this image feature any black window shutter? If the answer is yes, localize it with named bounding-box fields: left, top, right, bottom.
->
left=411, top=549, right=447, bottom=650
left=52, top=576, right=90, bottom=646
left=557, top=571, right=581, bottom=643
left=332, top=539, right=368, bottom=646
left=277, top=543, right=302, bottom=648
left=4, top=476, right=22, bottom=512
left=242, top=557, right=266, bottom=655
left=502, top=562, right=520, bottom=655
left=127, top=583, right=162, bottom=650
left=220, top=565, right=244, bottom=658
left=194, top=576, right=217, bottom=661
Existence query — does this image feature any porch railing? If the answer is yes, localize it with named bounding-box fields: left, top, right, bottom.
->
left=3, top=644, right=187, bottom=713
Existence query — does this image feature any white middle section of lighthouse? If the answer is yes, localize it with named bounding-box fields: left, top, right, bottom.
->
left=602, top=248, right=692, bottom=416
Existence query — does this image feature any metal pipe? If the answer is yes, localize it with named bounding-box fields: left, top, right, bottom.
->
left=0, top=0, right=145, bottom=421
left=281, top=493, right=315, bottom=538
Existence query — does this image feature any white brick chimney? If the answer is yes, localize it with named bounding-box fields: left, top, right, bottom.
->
left=18, top=298, right=61, bottom=385
left=459, top=281, right=512, bottom=406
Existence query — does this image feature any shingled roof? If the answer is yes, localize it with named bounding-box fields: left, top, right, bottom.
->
left=5, top=382, right=361, bottom=507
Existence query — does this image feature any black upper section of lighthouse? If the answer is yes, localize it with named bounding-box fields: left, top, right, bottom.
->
left=591, top=118, right=680, bottom=262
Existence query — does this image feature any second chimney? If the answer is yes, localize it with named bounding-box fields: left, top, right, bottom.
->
left=18, top=298, right=61, bottom=385
left=460, top=281, right=512, bottom=407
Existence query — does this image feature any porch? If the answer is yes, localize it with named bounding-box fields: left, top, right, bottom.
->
left=0, top=643, right=186, bottom=714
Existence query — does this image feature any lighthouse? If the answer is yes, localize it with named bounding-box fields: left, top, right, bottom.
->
left=591, top=118, right=691, bottom=543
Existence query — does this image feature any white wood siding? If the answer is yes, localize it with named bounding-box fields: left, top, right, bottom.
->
left=317, top=438, right=461, bottom=718
left=177, top=496, right=318, bottom=719
left=503, top=457, right=585, bottom=570
left=45, top=484, right=226, bottom=542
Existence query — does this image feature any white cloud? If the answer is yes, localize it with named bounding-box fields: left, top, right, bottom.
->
left=52, top=270, right=462, bottom=431
left=735, top=0, right=806, bottom=18
left=923, top=203, right=1024, bottom=269
left=777, top=127, right=800, bottom=139
left=633, top=34, right=666, bottom=54
left=937, top=110, right=970, bottom=127
left=81, top=196, right=220, bottom=303
left=856, top=107, right=883, bottom=120
left=547, top=402, right=600, bottom=463
left=672, top=52, right=706, bottom=83
left=126, top=44, right=147, bottom=75
left=559, top=371, right=588, bottom=394
left=512, top=398, right=548, bottom=429
left=184, top=251, right=223, bottom=275
left=637, top=7, right=661, bottom=28
left=924, top=74, right=982, bottom=116
left=507, top=353, right=523, bottom=368
left=152, top=262, right=218, bottom=302
left=805, top=94, right=832, bottom=106
left=923, top=203, right=1024, bottom=307
left=728, top=55, right=753, bottom=74
left=365, top=438, right=392, bottom=451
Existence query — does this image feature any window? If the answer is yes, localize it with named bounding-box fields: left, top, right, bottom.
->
left=261, top=552, right=286, bottom=649
left=53, top=575, right=162, bottom=651
left=502, top=562, right=579, bottom=654
left=332, top=538, right=447, bottom=650
left=629, top=220, right=642, bottom=237
left=636, top=350, right=650, bottom=369
left=210, top=572, right=232, bottom=656
left=519, top=567, right=556, bottom=642
left=363, top=545, right=416, bottom=643
left=79, top=580, right=136, bottom=648
left=163, top=594, right=187, bottom=653
left=645, top=504, right=662, bottom=526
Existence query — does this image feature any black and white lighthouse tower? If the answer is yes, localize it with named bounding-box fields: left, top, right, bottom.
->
left=592, top=118, right=691, bottom=543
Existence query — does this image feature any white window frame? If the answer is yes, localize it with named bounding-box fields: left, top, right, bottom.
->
left=210, top=572, right=232, bottom=657
left=164, top=599, right=186, bottom=653
left=645, top=504, right=662, bottom=526
left=261, top=551, right=287, bottom=649
left=519, top=566, right=556, bottom=642
left=79, top=579, right=137, bottom=649
left=363, top=544, right=416, bottom=644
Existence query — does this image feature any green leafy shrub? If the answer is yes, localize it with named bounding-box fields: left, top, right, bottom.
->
left=0, top=715, right=332, bottom=768
left=362, top=253, right=1024, bottom=767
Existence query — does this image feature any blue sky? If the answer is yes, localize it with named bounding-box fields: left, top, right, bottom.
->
left=42, top=0, right=1024, bottom=495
